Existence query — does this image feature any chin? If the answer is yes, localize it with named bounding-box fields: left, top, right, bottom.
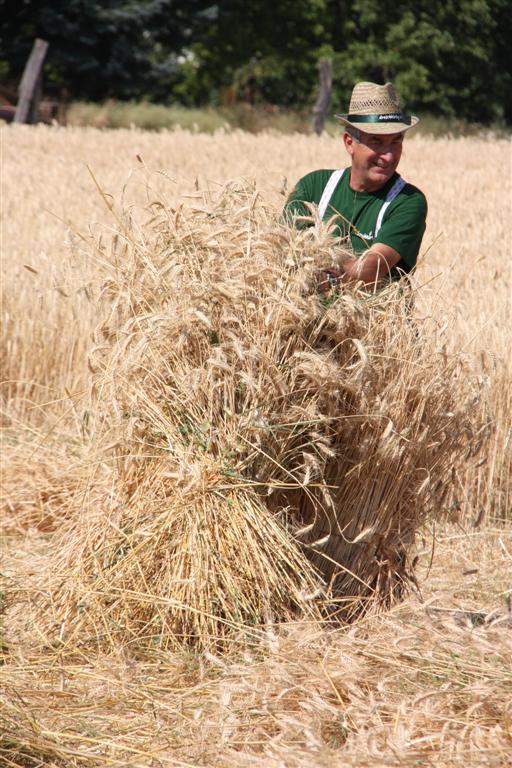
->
left=371, top=169, right=393, bottom=182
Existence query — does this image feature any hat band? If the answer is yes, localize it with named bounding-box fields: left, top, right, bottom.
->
left=347, top=113, right=411, bottom=125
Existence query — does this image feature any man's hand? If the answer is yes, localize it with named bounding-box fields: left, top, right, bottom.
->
left=315, top=268, right=342, bottom=293
left=315, top=244, right=402, bottom=293
left=342, top=243, right=401, bottom=285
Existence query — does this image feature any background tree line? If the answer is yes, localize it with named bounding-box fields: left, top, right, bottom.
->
left=1, top=0, right=511, bottom=125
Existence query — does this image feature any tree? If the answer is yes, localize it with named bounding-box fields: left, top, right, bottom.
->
left=0, top=0, right=217, bottom=101
left=188, top=0, right=329, bottom=106
left=1, top=0, right=510, bottom=123
left=329, top=0, right=512, bottom=124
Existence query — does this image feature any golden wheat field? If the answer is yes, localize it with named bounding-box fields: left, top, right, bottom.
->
left=1, top=124, right=511, bottom=767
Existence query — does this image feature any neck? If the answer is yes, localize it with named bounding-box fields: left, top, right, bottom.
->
left=349, top=169, right=390, bottom=193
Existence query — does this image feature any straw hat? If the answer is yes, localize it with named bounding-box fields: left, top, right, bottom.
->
left=335, top=81, right=419, bottom=134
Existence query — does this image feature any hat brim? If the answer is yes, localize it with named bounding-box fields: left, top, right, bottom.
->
left=335, top=114, right=419, bottom=134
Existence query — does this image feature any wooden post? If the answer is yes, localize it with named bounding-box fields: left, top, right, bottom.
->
left=28, top=72, right=43, bottom=124
left=312, top=58, right=332, bottom=136
left=14, top=38, right=49, bottom=124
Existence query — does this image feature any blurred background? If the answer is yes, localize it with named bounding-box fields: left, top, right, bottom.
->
left=1, top=0, right=511, bottom=133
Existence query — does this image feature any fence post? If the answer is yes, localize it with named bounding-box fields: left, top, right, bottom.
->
left=312, top=58, right=332, bottom=136
left=14, top=38, right=49, bottom=124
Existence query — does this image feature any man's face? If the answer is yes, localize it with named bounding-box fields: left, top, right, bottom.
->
left=344, top=130, right=404, bottom=191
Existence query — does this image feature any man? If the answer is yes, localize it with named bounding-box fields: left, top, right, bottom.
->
left=284, top=81, right=427, bottom=289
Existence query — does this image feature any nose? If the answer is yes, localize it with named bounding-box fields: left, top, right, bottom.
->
left=379, top=149, right=395, bottom=162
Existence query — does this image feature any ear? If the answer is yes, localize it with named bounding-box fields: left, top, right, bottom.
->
left=343, top=132, right=356, bottom=158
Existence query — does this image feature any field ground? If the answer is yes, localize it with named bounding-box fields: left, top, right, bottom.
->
left=2, top=525, right=511, bottom=767
left=1, top=125, right=511, bottom=766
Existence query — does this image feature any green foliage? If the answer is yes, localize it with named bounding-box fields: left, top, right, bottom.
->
left=0, top=0, right=510, bottom=124
left=0, top=0, right=217, bottom=100
left=199, top=0, right=328, bottom=106
left=65, top=100, right=507, bottom=137
left=66, top=100, right=315, bottom=133
left=67, top=100, right=230, bottom=132
left=330, top=0, right=512, bottom=123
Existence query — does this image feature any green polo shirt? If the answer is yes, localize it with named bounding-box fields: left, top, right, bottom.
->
left=283, top=169, right=427, bottom=277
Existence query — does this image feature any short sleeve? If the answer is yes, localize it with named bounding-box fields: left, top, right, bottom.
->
left=282, top=170, right=333, bottom=229
left=374, top=186, right=427, bottom=270
left=282, top=175, right=314, bottom=228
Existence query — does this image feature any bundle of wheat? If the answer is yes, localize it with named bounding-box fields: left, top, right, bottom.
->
left=43, top=181, right=484, bottom=649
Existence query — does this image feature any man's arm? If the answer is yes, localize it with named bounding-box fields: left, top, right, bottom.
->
left=318, top=243, right=401, bottom=290
left=317, top=187, right=427, bottom=290
left=282, top=177, right=312, bottom=227
left=282, top=170, right=334, bottom=228
left=340, top=243, right=401, bottom=284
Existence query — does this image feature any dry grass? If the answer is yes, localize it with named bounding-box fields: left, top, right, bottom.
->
left=1, top=124, right=511, bottom=766
left=2, top=528, right=511, bottom=767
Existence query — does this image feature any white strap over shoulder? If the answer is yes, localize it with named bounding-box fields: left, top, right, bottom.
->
left=316, top=169, right=406, bottom=236
left=317, top=168, right=345, bottom=221
left=375, top=175, right=406, bottom=236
